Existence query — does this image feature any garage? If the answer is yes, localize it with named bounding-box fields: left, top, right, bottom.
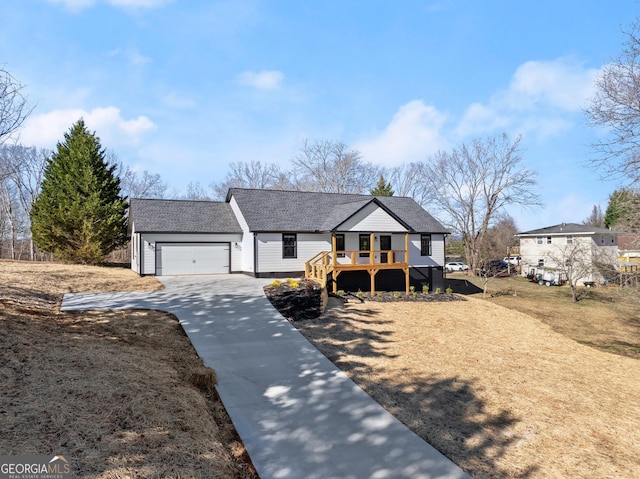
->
left=156, top=243, right=230, bottom=276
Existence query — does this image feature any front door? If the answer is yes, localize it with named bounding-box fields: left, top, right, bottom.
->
left=380, top=235, right=391, bottom=263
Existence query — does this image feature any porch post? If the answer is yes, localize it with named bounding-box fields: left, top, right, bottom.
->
left=331, top=233, right=337, bottom=293
left=371, top=232, right=376, bottom=294
left=370, top=233, right=375, bottom=266
left=405, top=233, right=410, bottom=295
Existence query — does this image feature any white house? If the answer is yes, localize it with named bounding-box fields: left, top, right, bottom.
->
left=516, top=223, right=619, bottom=285
left=129, top=188, right=450, bottom=293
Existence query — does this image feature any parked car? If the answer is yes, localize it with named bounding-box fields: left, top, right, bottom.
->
left=480, top=259, right=511, bottom=277
left=445, top=262, right=469, bottom=272
left=503, top=256, right=521, bottom=266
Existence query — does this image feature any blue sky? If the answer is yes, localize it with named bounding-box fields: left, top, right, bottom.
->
left=1, top=0, right=638, bottom=231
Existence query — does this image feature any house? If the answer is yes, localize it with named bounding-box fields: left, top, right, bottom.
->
left=129, top=188, right=449, bottom=293
left=516, top=223, right=619, bottom=285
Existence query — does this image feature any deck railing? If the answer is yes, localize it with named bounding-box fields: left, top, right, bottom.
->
left=305, top=249, right=409, bottom=293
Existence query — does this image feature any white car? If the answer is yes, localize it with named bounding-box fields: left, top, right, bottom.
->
left=503, top=256, right=521, bottom=266
left=445, top=262, right=469, bottom=272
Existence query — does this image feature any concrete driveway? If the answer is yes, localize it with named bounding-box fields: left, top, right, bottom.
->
left=62, top=275, right=471, bottom=479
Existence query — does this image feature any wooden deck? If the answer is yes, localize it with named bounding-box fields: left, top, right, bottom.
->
left=305, top=233, right=411, bottom=295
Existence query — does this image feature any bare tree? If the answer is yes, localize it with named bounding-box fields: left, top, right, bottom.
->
left=482, top=215, right=519, bottom=261
left=586, top=19, right=640, bottom=184
left=0, top=145, right=47, bottom=259
left=292, top=139, right=380, bottom=194
left=117, top=163, right=170, bottom=200
left=0, top=68, right=32, bottom=145
left=388, top=162, right=430, bottom=205
left=547, top=242, right=598, bottom=302
left=583, top=204, right=605, bottom=228
left=183, top=181, right=212, bottom=200
left=210, top=160, right=292, bottom=200
left=423, top=133, right=540, bottom=276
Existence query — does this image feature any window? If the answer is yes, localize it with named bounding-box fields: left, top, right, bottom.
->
left=420, top=234, right=431, bottom=256
left=538, top=259, right=544, bottom=267
left=537, top=236, right=543, bottom=244
left=567, top=236, right=573, bottom=244
left=547, top=236, right=552, bottom=244
left=359, top=234, right=370, bottom=257
left=282, top=233, right=297, bottom=258
left=335, top=234, right=345, bottom=257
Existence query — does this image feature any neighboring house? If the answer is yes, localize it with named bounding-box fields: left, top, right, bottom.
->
left=129, top=188, right=450, bottom=293
left=516, top=223, right=619, bottom=285
left=617, top=234, right=640, bottom=272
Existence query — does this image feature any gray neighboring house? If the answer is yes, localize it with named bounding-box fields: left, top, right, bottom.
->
left=129, top=188, right=449, bottom=292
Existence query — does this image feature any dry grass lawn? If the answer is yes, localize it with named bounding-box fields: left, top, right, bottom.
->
left=4, top=260, right=640, bottom=478
left=0, top=260, right=257, bottom=478
left=296, top=275, right=640, bottom=479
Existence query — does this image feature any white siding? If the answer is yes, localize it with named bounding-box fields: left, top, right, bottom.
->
left=139, top=233, right=242, bottom=275
left=131, top=232, right=140, bottom=274
left=408, top=233, right=444, bottom=267
left=519, top=234, right=618, bottom=283
left=229, top=196, right=255, bottom=273
left=338, top=203, right=408, bottom=232
left=256, top=233, right=331, bottom=273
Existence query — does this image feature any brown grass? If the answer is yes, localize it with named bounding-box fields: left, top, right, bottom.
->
left=296, top=275, right=640, bottom=479
left=0, top=260, right=257, bottom=479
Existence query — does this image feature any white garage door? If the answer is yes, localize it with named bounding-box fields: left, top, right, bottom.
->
left=156, top=243, right=230, bottom=276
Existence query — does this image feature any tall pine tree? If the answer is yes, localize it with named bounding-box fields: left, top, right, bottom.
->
left=31, top=119, right=127, bottom=264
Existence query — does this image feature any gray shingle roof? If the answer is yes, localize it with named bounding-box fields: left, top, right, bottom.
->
left=517, top=223, right=618, bottom=236
left=227, top=188, right=448, bottom=233
left=130, top=198, right=242, bottom=233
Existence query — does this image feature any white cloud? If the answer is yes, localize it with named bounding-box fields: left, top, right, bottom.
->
left=45, top=0, right=95, bottom=11
left=236, top=70, right=284, bottom=90
left=107, top=0, right=171, bottom=8
left=508, top=59, right=600, bottom=111
left=45, top=0, right=170, bottom=11
left=355, top=100, right=448, bottom=166
left=19, top=106, right=156, bottom=148
left=456, top=57, right=600, bottom=138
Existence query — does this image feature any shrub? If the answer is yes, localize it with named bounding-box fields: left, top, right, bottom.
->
left=410, top=285, right=415, bottom=293
left=446, top=287, right=453, bottom=294
left=422, top=284, right=429, bottom=293
left=270, top=279, right=283, bottom=288
left=435, top=287, right=442, bottom=293
left=286, top=278, right=300, bottom=288
left=393, top=291, right=400, bottom=298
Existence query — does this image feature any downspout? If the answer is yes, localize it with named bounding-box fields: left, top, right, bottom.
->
left=253, top=233, right=258, bottom=277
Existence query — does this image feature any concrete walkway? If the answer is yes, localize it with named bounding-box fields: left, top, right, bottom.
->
left=62, top=275, right=471, bottom=479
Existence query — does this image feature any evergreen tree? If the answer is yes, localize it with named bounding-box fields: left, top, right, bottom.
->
left=370, top=175, right=394, bottom=196
left=30, top=119, right=127, bottom=264
left=604, top=188, right=640, bottom=231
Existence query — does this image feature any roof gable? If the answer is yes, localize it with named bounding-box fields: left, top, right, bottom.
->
left=333, top=199, right=409, bottom=232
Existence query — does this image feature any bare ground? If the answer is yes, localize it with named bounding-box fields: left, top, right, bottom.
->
left=0, top=260, right=257, bottom=478
left=295, top=278, right=640, bottom=479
